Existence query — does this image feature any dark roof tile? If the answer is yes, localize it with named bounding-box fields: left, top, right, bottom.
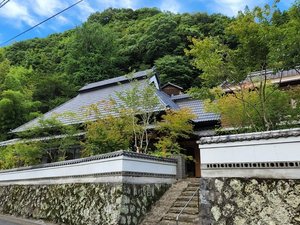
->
left=198, top=128, right=300, bottom=144
left=173, top=94, right=220, bottom=122
left=79, top=69, right=153, bottom=93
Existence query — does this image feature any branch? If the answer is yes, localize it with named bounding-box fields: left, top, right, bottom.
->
left=223, top=82, right=263, bottom=120
left=265, top=70, right=283, bottom=102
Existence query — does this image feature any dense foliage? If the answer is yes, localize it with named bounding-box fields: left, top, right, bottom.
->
left=0, top=8, right=232, bottom=139
left=0, top=2, right=299, bottom=139
left=186, top=2, right=300, bottom=131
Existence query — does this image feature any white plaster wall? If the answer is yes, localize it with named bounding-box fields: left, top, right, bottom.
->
left=200, top=136, right=300, bottom=164
left=0, top=155, right=177, bottom=182
left=122, top=156, right=176, bottom=175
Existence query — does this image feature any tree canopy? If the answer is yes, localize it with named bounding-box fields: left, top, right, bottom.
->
left=0, top=3, right=299, bottom=138
left=186, top=1, right=300, bottom=131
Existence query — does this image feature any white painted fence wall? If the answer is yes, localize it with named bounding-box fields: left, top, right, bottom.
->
left=0, top=151, right=177, bottom=185
left=198, top=128, right=300, bottom=179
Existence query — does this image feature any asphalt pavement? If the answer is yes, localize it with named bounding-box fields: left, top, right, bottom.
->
left=0, top=215, right=55, bottom=225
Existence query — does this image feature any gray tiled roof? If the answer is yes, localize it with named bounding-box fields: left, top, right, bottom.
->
left=172, top=94, right=220, bottom=122
left=198, top=128, right=300, bottom=144
left=12, top=70, right=220, bottom=133
left=0, top=133, right=85, bottom=147
left=12, top=78, right=172, bottom=133
left=156, top=91, right=180, bottom=110
left=0, top=138, right=20, bottom=147
left=79, top=69, right=153, bottom=93
left=171, top=94, right=190, bottom=100
left=246, top=68, right=299, bottom=81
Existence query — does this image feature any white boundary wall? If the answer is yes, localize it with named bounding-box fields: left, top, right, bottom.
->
left=198, top=128, right=300, bottom=178
left=201, top=136, right=300, bottom=164
left=0, top=151, right=177, bottom=185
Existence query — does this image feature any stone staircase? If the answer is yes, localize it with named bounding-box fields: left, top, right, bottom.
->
left=140, top=178, right=200, bottom=225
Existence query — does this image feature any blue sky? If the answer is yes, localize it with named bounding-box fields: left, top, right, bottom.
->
left=0, top=0, right=295, bottom=46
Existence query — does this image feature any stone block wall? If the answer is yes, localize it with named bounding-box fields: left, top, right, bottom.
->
left=200, top=177, right=300, bottom=225
left=0, top=183, right=170, bottom=225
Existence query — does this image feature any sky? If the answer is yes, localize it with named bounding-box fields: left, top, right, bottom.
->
left=0, top=0, right=295, bottom=46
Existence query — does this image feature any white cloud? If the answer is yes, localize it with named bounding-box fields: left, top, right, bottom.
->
left=206, top=0, right=268, bottom=16
left=0, top=1, right=36, bottom=27
left=0, top=0, right=87, bottom=30
left=160, top=0, right=181, bottom=13
left=120, top=0, right=134, bottom=8
left=31, top=0, right=68, bottom=17
left=56, top=15, right=69, bottom=24
left=218, top=0, right=246, bottom=14
left=76, top=1, right=96, bottom=22
left=96, top=0, right=135, bottom=9
left=0, top=0, right=139, bottom=32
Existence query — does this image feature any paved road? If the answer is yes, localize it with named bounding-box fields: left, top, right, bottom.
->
left=0, top=218, right=19, bottom=225
left=0, top=215, right=54, bottom=225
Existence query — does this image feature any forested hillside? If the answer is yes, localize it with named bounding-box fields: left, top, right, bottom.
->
left=0, top=8, right=233, bottom=140
left=0, top=3, right=299, bottom=140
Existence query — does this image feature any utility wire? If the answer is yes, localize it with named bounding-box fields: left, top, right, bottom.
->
left=0, top=0, right=10, bottom=8
left=1, top=0, right=84, bottom=46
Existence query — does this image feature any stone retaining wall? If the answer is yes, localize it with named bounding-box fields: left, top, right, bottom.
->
left=0, top=183, right=170, bottom=225
left=200, top=177, right=300, bottom=225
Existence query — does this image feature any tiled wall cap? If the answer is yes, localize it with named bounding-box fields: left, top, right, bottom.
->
left=198, top=128, right=300, bottom=144
left=0, top=150, right=177, bottom=174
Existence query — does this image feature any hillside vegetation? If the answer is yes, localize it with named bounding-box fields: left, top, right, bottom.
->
left=0, top=2, right=299, bottom=140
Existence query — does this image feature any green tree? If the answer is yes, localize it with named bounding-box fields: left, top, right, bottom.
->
left=19, top=117, right=80, bottom=162
left=32, top=73, right=77, bottom=113
left=186, top=3, right=299, bottom=131
left=154, top=108, right=195, bottom=157
left=83, top=114, right=133, bottom=156
left=0, top=143, right=42, bottom=169
left=269, top=1, right=300, bottom=72
left=0, top=90, right=40, bottom=140
left=155, top=55, right=200, bottom=89
left=115, top=75, right=160, bottom=153
left=205, top=86, right=293, bottom=131
left=66, top=22, right=123, bottom=85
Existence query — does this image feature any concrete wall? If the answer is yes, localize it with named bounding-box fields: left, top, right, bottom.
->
left=200, top=177, right=300, bottom=225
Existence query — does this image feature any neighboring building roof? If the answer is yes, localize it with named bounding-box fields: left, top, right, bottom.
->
left=172, top=94, right=220, bottom=123
left=222, top=68, right=300, bottom=91
left=198, top=128, right=300, bottom=144
left=161, top=82, right=183, bottom=90
left=246, top=68, right=299, bottom=82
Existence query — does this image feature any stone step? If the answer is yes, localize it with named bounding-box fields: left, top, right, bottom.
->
left=187, top=182, right=200, bottom=187
left=173, top=201, right=198, bottom=208
left=187, top=184, right=200, bottom=190
left=169, top=206, right=199, bottom=215
left=176, top=195, right=199, bottom=202
left=186, top=184, right=200, bottom=191
left=186, top=178, right=200, bottom=183
left=181, top=191, right=198, bottom=196
left=159, top=219, right=198, bottom=225
left=162, top=212, right=199, bottom=223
